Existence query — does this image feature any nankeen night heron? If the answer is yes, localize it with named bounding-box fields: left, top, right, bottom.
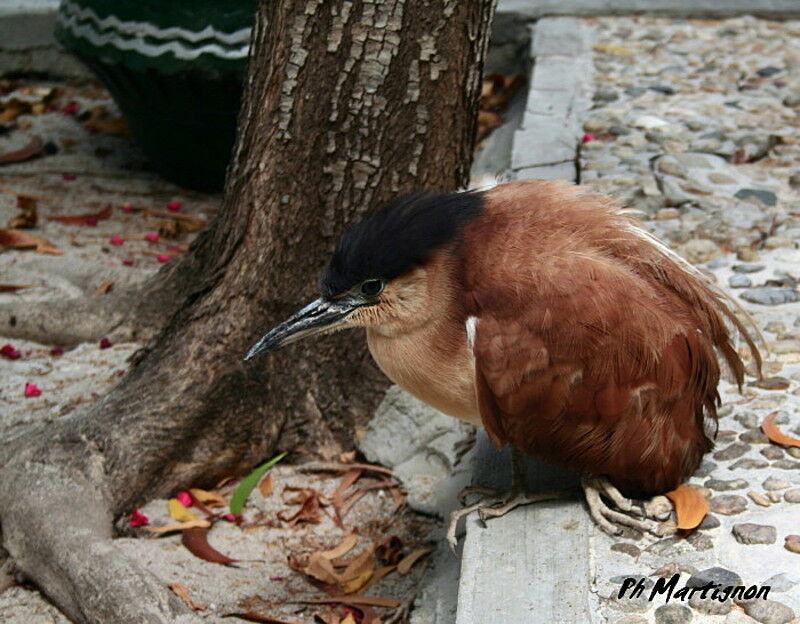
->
left=246, top=180, right=761, bottom=546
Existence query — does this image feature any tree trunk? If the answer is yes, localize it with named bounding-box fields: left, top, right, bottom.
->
left=0, top=0, right=496, bottom=622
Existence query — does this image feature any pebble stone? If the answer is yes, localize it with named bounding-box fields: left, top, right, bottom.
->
left=733, top=264, right=766, bottom=274
left=739, top=599, right=795, bottom=624
left=686, top=567, right=742, bottom=588
left=732, top=523, right=777, bottom=545
left=697, top=513, right=721, bottom=530
left=654, top=603, right=692, bottom=624
left=730, top=458, right=769, bottom=470
left=748, top=491, right=771, bottom=507
left=760, top=447, right=784, bottom=460
left=740, top=288, right=800, bottom=306
left=784, top=488, right=800, bottom=503
left=763, top=476, right=791, bottom=490
left=705, top=478, right=748, bottom=491
left=762, top=573, right=799, bottom=593
left=714, top=443, right=751, bottom=461
left=709, top=495, right=748, bottom=515
left=785, top=535, right=800, bottom=554
left=729, top=274, right=752, bottom=288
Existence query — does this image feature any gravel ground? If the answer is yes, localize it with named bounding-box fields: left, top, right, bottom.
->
left=580, top=15, right=800, bottom=624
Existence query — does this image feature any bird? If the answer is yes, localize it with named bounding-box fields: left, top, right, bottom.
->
left=245, top=179, right=761, bottom=545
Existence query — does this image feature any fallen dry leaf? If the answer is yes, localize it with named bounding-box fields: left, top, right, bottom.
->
left=0, top=228, right=61, bottom=254
left=762, top=412, right=800, bottom=448
left=225, top=613, right=304, bottom=624
left=301, top=596, right=400, bottom=608
left=279, top=487, right=327, bottom=526
left=146, top=519, right=211, bottom=534
left=319, top=533, right=358, bottom=560
left=0, top=284, right=33, bottom=291
left=9, top=194, right=37, bottom=228
left=340, top=615, right=357, bottom=624
left=168, top=498, right=198, bottom=523
left=168, top=582, right=207, bottom=611
left=82, top=106, right=130, bottom=137
left=190, top=488, right=227, bottom=508
left=48, top=206, right=111, bottom=226
left=0, top=136, right=44, bottom=165
left=182, top=526, right=238, bottom=566
left=92, top=280, right=114, bottom=296
left=258, top=473, right=274, bottom=499
left=665, top=484, right=708, bottom=530
left=396, top=548, right=432, bottom=575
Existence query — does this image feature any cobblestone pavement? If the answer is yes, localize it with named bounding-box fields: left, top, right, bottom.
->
left=580, top=16, right=800, bottom=624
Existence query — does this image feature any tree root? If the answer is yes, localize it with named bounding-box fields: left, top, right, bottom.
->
left=0, top=441, right=202, bottom=623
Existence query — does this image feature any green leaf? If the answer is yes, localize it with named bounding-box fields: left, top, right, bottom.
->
left=229, top=452, right=287, bottom=516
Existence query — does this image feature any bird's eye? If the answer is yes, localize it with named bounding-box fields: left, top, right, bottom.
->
left=360, top=279, right=384, bottom=298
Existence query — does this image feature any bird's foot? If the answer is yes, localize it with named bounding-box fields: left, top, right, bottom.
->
left=582, top=476, right=676, bottom=537
left=447, top=486, right=567, bottom=552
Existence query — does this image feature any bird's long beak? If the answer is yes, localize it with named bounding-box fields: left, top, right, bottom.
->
left=244, top=297, right=360, bottom=360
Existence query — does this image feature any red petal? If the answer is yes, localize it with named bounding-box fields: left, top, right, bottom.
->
left=99, top=337, right=112, bottom=349
left=176, top=491, right=193, bottom=507
left=167, top=201, right=181, bottom=211
left=24, top=382, right=42, bottom=397
left=129, top=510, right=149, bottom=527
left=582, top=133, right=596, bottom=143
left=110, top=235, right=124, bottom=246
left=1, top=343, right=21, bottom=359
left=156, top=254, right=171, bottom=263
left=145, top=232, right=160, bottom=242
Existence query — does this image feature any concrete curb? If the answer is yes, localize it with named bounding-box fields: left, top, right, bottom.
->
left=511, top=17, right=594, bottom=182
left=498, top=0, right=800, bottom=20
left=455, top=17, right=598, bottom=624
left=0, top=2, right=91, bottom=78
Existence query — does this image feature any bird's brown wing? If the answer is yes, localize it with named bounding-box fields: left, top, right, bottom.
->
left=468, top=248, right=719, bottom=495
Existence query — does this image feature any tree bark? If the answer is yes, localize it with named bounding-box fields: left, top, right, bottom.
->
left=0, top=0, right=496, bottom=622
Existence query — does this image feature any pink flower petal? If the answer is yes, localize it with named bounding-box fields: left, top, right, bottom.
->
left=62, top=102, right=79, bottom=115
left=167, top=201, right=181, bottom=211
left=144, top=232, right=160, bottom=243
left=269, top=576, right=286, bottom=581
left=129, top=510, right=149, bottom=527
left=222, top=513, right=241, bottom=523
left=50, top=346, right=65, bottom=356
left=99, top=337, right=112, bottom=349
left=176, top=491, right=193, bottom=507
left=62, top=173, right=76, bottom=181
left=120, top=203, right=134, bottom=213
left=122, top=258, right=135, bottom=266
left=156, top=254, right=171, bottom=263
left=582, top=133, right=596, bottom=143
left=1, top=343, right=21, bottom=360
left=110, top=235, right=124, bottom=246
left=85, top=217, right=98, bottom=226
left=24, top=382, right=42, bottom=397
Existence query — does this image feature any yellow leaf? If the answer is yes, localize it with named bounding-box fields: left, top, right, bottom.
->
left=342, top=569, right=373, bottom=594
left=258, top=472, right=273, bottom=498
left=168, top=498, right=198, bottom=522
left=146, top=519, right=210, bottom=534
left=341, top=615, right=357, bottom=624
left=665, top=485, right=708, bottom=530
left=593, top=44, right=633, bottom=55
left=188, top=488, right=227, bottom=508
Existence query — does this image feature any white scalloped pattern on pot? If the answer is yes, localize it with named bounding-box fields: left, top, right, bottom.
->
left=57, top=0, right=252, bottom=60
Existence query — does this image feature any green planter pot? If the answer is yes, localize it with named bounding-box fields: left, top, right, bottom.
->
left=55, top=0, right=257, bottom=191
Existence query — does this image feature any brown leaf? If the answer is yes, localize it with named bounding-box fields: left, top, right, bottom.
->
left=396, top=548, right=432, bottom=575
left=762, top=412, right=800, bottom=448
left=168, top=582, right=207, bottom=611
left=0, top=136, right=44, bottom=165
left=279, top=488, right=326, bottom=526
left=224, top=613, right=305, bottom=624
left=258, top=473, right=273, bottom=499
left=0, top=284, right=33, bottom=291
left=304, top=552, right=343, bottom=585
left=145, top=519, right=211, bottom=534
left=9, top=194, right=37, bottom=228
left=48, top=206, right=112, bottom=226
left=82, top=106, right=130, bottom=137
left=301, top=597, right=400, bottom=608
left=0, top=228, right=61, bottom=254
left=664, top=484, right=708, bottom=530
left=92, top=280, right=114, bottom=296
left=319, top=533, right=358, bottom=560
left=181, top=526, right=238, bottom=565
left=189, top=488, right=227, bottom=508
left=341, top=544, right=375, bottom=582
